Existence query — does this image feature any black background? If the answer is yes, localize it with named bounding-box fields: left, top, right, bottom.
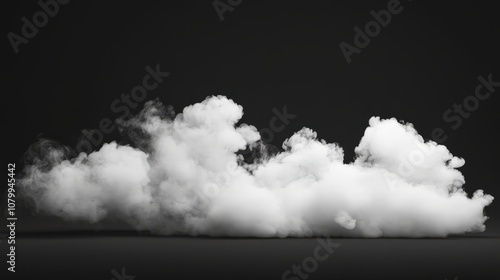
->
left=2, top=1, right=500, bottom=279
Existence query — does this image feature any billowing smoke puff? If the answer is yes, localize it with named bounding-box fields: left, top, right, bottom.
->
left=19, top=96, right=493, bottom=237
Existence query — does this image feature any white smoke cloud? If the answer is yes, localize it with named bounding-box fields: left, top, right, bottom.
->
left=19, top=96, right=494, bottom=237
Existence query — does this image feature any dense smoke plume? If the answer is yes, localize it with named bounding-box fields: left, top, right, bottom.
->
left=19, top=96, right=493, bottom=237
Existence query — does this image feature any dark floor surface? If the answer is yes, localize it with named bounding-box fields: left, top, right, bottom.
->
left=2, top=231, right=499, bottom=280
